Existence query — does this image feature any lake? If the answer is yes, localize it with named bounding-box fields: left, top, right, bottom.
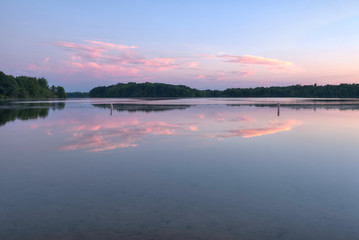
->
left=1, top=98, right=359, bottom=240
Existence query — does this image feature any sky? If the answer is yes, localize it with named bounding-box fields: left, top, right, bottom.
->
left=1, top=0, right=359, bottom=91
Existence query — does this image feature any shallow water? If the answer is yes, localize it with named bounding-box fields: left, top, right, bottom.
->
left=1, top=98, right=359, bottom=239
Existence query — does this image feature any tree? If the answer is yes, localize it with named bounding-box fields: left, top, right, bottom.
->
left=0, top=71, right=67, bottom=98
left=38, top=78, right=48, bottom=88
left=56, top=86, right=67, bottom=98
left=0, top=73, right=19, bottom=97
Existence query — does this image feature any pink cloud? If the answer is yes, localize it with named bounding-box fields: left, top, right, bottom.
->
left=28, top=40, right=302, bottom=83
left=215, top=72, right=226, bottom=81
left=189, top=125, right=198, bottom=131
left=55, top=41, right=104, bottom=58
left=222, top=55, right=290, bottom=65
left=27, top=64, right=39, bottom=70
left=196, top=53, right=217, bottom=59
left=53, top=40, right=182, bottom=77
left=220, top=54, right=299, bottom=72
left=197, top=53, right=300, bottom=74
left=67, top=61, right=140, bottom=78
left=192, top=69, right=255, bottom=82
left=233, top=70, right=256, bottom=77
left=141, top=58, right=179, bottom=72
left=71, top=56, right=81, bottom=61
left=85, top=40, right=137, bottom=50
left=194, top=74, right=205, bottom=79
left=188, top=62, right=199, bottom=69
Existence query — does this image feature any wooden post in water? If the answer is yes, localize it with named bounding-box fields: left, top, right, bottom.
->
left=277, top=103, right=280, bottom=117
left=110, top=103, right=113, bottom=116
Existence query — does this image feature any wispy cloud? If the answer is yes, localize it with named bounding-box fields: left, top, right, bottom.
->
left=232, top=70, right=256, bottom=77
left=53, top=40, right=181, bottom=78
left=198, top=53, right=300, bottom=74
left=195, top=74, right=206, bottom=79
left=188, top=61, right=200, bottom=69
left=85, top=40, right=137, bottom=50
left=189, top=125, right=199, bottom=131
left=197, top=70, right=255, bottom=82
left=26, top=40, right=301, bottom=85
left=219, top=54, right=299, bottom=72
left=222, top=54, right=290, bottom=65
left=215, top=72, right=226, bottom=81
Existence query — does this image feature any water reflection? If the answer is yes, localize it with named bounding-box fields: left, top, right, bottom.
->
left=3, top=99, right=356, bottom=152
left=0, top=102, right=65, bottom=126
left=93, top=103, right=191, bottom=112
left=277, top=103, right=280, bottom=116
left=237, top=103, right=359, bottom=111
left=211, top=120, right=302, bottom=139
left=59, top=119, right=180, bottom=152
left=33, top=104, right=303, bottom=152
left=2, top=99, right=359, bottom=150
left=1, top=99, right=359, bottom=239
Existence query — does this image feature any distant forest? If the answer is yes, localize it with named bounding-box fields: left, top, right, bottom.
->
left=0, top=71, right=67, bottom=98
left=67, top=92, right=89, bottom=98
left=87, top=82, right=359, bottom=98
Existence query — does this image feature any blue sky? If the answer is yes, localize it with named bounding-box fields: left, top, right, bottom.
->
left=1, top=0, right=359, bottom=91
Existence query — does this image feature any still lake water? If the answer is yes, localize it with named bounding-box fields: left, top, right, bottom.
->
left=1, top=98, right=359, bottom=240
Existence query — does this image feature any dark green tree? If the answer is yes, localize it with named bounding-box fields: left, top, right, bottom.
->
left=56, top=86, right=67, bottom=98
left=0, top=71, right=67, bottom=99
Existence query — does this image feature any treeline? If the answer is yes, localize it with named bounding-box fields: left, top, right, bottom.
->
left=90, top=82, right=203, bottom=98
left=89, top=82, right=359, bottom=98
left=0, top=71, right=67, bottom=98
left=67, top=92, right=89, bottom=98
left=222, top=84, right=359, bottom=98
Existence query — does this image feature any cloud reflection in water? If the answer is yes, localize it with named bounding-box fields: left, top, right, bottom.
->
left=59, top=119, right=180, bottom=152
left=32, top=105, right=302, bottom=152
left=217, top=120, right=302, bottom=139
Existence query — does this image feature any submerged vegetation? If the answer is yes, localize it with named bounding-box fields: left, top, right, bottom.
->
left=89, top=82, right=359, bottom=98
left=0, top=71, right=67, bottom=99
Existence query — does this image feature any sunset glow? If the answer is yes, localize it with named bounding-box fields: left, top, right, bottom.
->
left=1, top=1, right=359, bottom=91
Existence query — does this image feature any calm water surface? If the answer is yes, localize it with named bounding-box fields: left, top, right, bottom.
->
left=1, top=98, right=359, bottom=240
